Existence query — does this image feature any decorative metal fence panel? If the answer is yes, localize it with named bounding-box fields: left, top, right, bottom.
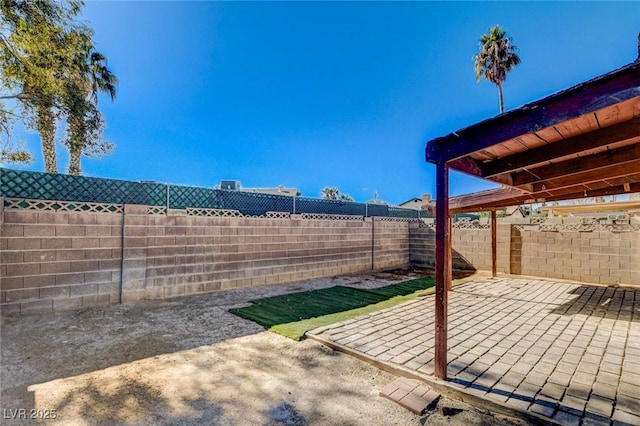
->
left=168, top=185, right=219, bottom=210
left=0, top=168, right=166, bottom=206
left=0, top=167, right=433, bottom=218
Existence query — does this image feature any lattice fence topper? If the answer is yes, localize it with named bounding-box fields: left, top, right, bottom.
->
left=4, top=197, right=123, bottom=213
left=186, top=208, right=247, bottom=217
left=299, top=213, right=364, bottom=221
left=516, top=222, right=640, bottom=233
left=0, top=167, right=430, bottom=218
left=452, top=219, right=491, bottom=229
left=147, top=206, right=167, bottom=215
left=376, top=216, right=416, bottom=222
left=263, top=211, right=291, bottom=219
left=185, top=207, right=291, bottom=219
left=410, top=220, right=435, bottom=229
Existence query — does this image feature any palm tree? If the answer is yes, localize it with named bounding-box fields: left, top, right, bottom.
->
left=321, top=187, right=353, bottom=201
left=473, top=25, right=521, bottom=113
left=2, top=20, right=65, bottom=173
left=321, top=187, right=340, bottom=200
left=64, top=31, right=117, bottom=175
left=0, top=0, right=84, bottom=172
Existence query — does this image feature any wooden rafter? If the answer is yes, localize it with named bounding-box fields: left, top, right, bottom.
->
left=480, top=117, right=640, bottom=178
left=511, top=144, right=640, bottom=187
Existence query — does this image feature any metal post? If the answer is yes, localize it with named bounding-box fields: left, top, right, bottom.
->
left=435, top=161, right=450, bottom=380
left=166, top=184, right=170, bottom=212
left=293, top=195, right=296, bottom=215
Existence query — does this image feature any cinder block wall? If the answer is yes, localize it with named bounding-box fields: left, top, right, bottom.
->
left=1, top=200, right=411, bottom=315
left=511, top=228, right=640, bottom=285
left=373, top=219, right=410, bottom=270
left=121, top=206, right=379, bottom=303
left=0, top=204, right=122, bottom=316
left=408, top=223, right=510, bottom=273
left=409, top=221, right=638, bottom=285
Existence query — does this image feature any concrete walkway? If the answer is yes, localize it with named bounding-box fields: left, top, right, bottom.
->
left=309, top=277, right=640, bottom=425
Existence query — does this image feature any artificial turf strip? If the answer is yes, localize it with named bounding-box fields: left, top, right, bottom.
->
left=229, top=277, right=435, bottom=339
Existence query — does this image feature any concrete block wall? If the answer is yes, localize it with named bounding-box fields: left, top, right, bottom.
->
left=4, top=195, right=637, bottom=316
left=511, top=228, right=640, bottom=285
left=1, top=200, right=411, bottom=314
left=451, top=225, right=510, bottom=272
left=408, top=223, right=509, bottom=273
left=409, top=221, right=638, bottom=286
left=0, top=202, right=122, bottom=316
left=372, top=219, right=410, bottom=270
left=121, top=207, right=377, bottom=303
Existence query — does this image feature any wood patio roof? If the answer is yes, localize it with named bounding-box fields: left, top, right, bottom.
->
left=424, top=46, right=640, bottom=381
left=426, top=59, right=640, bottom=213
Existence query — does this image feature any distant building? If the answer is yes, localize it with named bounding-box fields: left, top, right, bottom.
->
left=243, top=185, right=301, bottom=197
left=539, top=200, right=640, bottom=218
left=216, top=180, right=300, bottom=197
left=218, top=180, right=241, bottom=190
left=398, top=194, right=435, bottom=213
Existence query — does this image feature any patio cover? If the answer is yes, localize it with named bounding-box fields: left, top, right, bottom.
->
left=424, top=55, right=640, bottom=379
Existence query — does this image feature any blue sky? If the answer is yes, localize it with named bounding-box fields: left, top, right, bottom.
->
left=8, top=1, right=640, bottom=204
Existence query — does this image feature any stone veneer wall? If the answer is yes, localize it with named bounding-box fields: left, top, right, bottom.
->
left=1, top=199, right=410, bottom=315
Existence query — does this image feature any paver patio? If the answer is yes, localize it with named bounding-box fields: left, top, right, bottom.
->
left=309, top=277, right=640, bottom=425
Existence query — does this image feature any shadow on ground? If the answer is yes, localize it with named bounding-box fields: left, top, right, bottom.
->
left=1, top=266, right=445, bottom=420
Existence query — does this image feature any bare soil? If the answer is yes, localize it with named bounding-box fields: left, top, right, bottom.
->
left=1, top=268, right=524, bottom=425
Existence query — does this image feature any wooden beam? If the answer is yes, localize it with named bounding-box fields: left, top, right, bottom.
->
left=481, top=117, right=640, bottom=177
left=425, top=64, right=640, bottom=163
left=537, top=181, right=640, bottom=203
left=449, top=181, right=640, bottom=213
left=449, top=187, right=527, bottom=212
left=491, top=210, right=497, bottom=278
left=434, top=162, right=450, bottom=380
left=512, top=143, right=640, bottom=187
left=528, top=159, right=640, bottom=192
left=448, top=156, right=484, bottom=177
left=448, top=215, right=452, bottom=291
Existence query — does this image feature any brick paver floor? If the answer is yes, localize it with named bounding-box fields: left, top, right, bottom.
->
left=309, top=278, right=640, bottom=425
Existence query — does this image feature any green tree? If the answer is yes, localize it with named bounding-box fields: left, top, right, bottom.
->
left=63, top=29, right=117, bottom=175
left=0, top=0, right=116, bottom=174
left=0, top=0, right=82, bottom=171
left=321, top=186, right=353, bottom=201
left=1, top=137, right=31, bottom=164
left=473, top=25, right=521, bottom=113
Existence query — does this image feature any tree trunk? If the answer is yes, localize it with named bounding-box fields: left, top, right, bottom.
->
left=67, top=150, right=82, bottom=175
left=37, top=106, right=57, bottom=173
left=66, top=112, right=84, bottom=175
left=497, top=82, right=504, bottom=114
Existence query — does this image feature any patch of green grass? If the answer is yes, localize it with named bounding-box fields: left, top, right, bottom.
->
left=270, top=287, right=436, bottom=340
left=230, top=277, right=439, bottom=340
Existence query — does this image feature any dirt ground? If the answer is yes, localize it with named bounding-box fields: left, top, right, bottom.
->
left=1, top=268, right=525, bottom=425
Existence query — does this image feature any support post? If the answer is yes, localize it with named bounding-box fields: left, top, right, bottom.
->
left=447, top=215, right=452, bottom=291
left=491, top=210, right=497, bottom=278
left=434, top=161, right=450, bottom=380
